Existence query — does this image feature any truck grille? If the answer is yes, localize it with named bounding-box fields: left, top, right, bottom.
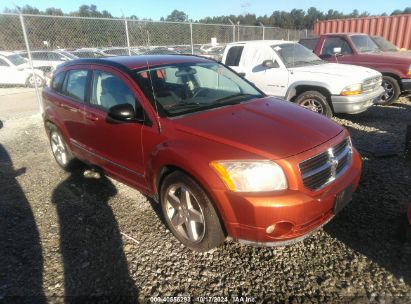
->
left=363, top=76, right=382, bottom=93
left=298, top=138, right=352, bottom=191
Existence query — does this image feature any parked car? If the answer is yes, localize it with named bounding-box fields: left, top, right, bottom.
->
left=222, top=40, right=384, bottom=117
left=0, top=51, right=45, bottom=87
left=42, top=55, right=362, bottom=251
left=144, top=48, right=179, bottom=55
left=70, top=49, right=112, bottom=58
left=100, top=47, right=138, bottom=56
left=299, top=33, right=411, bottom=105
left=18, top=50, right=77, bottom=70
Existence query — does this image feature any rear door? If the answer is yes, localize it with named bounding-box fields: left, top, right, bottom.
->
left=81, top=66, right=150, bottom=190
left=48, top=67, right=89, bottom=159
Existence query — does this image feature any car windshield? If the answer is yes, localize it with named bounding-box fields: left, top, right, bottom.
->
left=6, top=54, right=27, bottom=66
left=134, top=62, right=263, bottom=117
left=351, top=35, right=380, bottom=53
left=371, top=36, right=398, bottom=52
left=272, top=43, right=324, bottom=67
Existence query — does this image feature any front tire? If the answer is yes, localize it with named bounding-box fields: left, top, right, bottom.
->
left=378, top=76, right=400, bottom=106
left=295, top=90, right=333, bottom=118
left=160, top=171, right=225, bottom=252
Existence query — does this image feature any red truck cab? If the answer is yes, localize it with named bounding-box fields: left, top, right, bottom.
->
left=300, top=33, right=411, bottom=105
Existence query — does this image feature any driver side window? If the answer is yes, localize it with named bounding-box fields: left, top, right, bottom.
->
left=90, top=71, right=138, bottom=111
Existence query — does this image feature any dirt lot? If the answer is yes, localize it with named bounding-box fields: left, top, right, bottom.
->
left=0, top=97, right=410, bottom=303
left=0, top=87, right=39, bottom=120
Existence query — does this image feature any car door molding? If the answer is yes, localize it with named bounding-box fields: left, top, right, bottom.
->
left=70, top=138, right=145, bottom=177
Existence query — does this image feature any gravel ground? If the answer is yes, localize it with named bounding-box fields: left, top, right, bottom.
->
left=0, top=97, right=410, bottom=303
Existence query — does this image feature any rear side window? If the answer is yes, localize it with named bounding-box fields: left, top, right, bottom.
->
left=51, top=72, right=65, bottom=92
left=62, top=70, right=88, bottom=102
left=225, top=46, right=244, bottom=66
left=321, top=37, right=353, bottom=56
left=299, top=38, right=319, bottom=51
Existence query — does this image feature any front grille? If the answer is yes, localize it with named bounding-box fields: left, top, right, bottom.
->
left=363, top=76, right=382, bottom=93
left=299, top=138, right=352, bottom=191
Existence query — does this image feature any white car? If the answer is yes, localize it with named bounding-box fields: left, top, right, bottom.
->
left=18, top=50, right=77, bottom=69
left=0, top=51, right=45, bottom=87
left=222, top=40, right=385, bottom=117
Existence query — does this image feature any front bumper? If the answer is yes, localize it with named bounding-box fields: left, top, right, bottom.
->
left=214, top=147, right=362, bottom=245
left=331, top=86, right=385, bottom=114
left=401, top=79, right=411, bottom=91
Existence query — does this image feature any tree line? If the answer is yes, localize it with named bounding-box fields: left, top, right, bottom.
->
left=3, top=5, right=411, bottom=29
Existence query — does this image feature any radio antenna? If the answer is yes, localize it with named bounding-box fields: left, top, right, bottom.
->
left=145, top=58, right=162, bottom=133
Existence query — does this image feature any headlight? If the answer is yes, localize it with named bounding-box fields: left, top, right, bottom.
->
left=210, top=160, right=287, bottom=192
left=341, top=83, right=362, bottom=96
left=407, top=65, right=411, bottom=76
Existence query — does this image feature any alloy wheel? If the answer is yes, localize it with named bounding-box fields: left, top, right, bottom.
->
left=28, top=75, right=43, bottom=86
left=50, top=131, right=68, bottom=167
left=300, top=98, right=324, bottom=114
left=381, top=80, right=394, bottom=102
left=165, top=184, right=206, bottom=243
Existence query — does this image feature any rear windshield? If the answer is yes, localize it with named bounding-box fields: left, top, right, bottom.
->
left=299, top=38, right=319, bottom=51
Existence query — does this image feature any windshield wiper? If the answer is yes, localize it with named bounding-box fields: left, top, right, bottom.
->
left=213, top=93, right=260, bottom=105
left=167, top=101, right=201, bottom=111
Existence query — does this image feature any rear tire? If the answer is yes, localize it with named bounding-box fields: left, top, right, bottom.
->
left=26, top=74, right=44, bottom=88
left=295, top=90, right=333, bottom=118
left=47, top=124, right=78, bottom=171
left=378, top=76, right=400, bottom=106
left=160, top=171, right=225, bottom=252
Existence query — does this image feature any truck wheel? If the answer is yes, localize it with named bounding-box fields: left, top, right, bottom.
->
left=295, top=91, right=333, bottom=118
left=160, top=171, right=225, bottom=252
left=379, top=76, right=400, bottom=106
left=47, top=124, right=78, bottom=171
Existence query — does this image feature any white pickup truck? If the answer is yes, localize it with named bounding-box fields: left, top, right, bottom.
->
left=222, top=40, right=385, bottom=117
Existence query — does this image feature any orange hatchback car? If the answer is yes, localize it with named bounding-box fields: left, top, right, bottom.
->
left=42, top=55, right=362, bottom=251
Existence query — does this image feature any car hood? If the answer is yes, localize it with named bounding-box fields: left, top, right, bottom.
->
left=291, top=62, right=380, bottom=80
left=357, top=51, right=411, bottom=63
left=173, top=97, right=343, bottom=160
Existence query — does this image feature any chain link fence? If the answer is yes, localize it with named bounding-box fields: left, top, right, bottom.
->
left=0, top=13, right=314, bottom=113
left=0, top=13, right=314, bottom=51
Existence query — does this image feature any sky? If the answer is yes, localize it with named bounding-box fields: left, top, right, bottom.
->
left=2, top=0, right=410, bottom=20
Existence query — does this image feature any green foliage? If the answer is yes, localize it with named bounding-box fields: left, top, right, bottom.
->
left=166, top=10, right=188, bottom=22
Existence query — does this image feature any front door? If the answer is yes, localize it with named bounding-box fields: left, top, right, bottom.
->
left=82, top=67, right=149, bottom=190
left=241, top=45, right=289, bottom=97
left=319, top=36, right=355, bottom=64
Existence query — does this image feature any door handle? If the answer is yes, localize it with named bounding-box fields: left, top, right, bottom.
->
left=85, top=113, right=99, bottom=121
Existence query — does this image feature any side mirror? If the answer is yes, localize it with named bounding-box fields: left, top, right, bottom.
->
left=107, top=103, right=145, bottom=123
left=332, top=47, right=342, bottom=55
left=262, top=60, right=279, bottom=69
